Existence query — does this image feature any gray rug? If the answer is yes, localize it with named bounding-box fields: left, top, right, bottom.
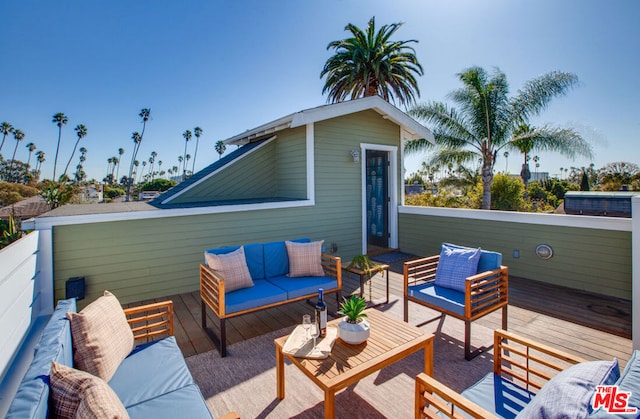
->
left=186, top=301, right=495, bottom=418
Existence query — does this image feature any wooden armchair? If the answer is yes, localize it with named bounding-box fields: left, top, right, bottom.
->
left=123, top=300, right=174, bottom=341
left=415, top=329, right=586, bottom=418
left=404, top=246, right=508, bottom=360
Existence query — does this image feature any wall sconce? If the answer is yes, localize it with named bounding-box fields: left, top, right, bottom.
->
left=535, top=244, right=553, bottom=260
left=350, top=149, right=360, bottom=162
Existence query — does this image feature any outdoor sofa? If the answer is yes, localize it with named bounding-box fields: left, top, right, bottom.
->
left=416, top=329, right=640, bottom=418
left=7, top=292, right=237, bottom=419
left=404, top=242, right=508, bottom=360
left=200, top=238, right=342, bottom=356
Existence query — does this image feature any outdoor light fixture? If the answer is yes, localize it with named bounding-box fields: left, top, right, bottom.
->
left=535, top=244, right=553, bottom=260
left=350, top=149, right=360, bottom=162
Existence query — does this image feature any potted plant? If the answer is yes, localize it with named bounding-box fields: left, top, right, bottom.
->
left=337, top=295, right=370, bottom=345
left=346, top=254, right=385, bottom=298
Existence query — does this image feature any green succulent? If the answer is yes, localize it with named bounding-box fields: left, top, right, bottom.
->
left=338, top=295, right=368, bottom=323
left=346, top=255, right=384, bottom=274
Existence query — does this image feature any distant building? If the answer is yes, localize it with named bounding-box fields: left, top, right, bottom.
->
left=0, top=196, right=50, bottom=220
left=563, top=191, right=638, bottom=218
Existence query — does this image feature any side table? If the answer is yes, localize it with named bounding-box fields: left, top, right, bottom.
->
left=342, top=263, right=389, bottom=306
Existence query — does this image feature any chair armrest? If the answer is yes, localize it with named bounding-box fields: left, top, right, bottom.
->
left=493, top=329, right=586, bottom=393
left=404, top=255, right=439, bottom=290
left=415, top=372, right=499, bottom=419
left=322, top=253, right=342, bottom=288
left=201, top=264, right=226, bottom=317
left=123, top=300, right=174, bottom=340
left=217, top=411, right=240, bottom=419
left=464, top=266, right=509, bottom=319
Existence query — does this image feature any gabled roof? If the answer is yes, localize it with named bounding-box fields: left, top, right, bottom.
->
left=224, top=96, right=434, bottom=145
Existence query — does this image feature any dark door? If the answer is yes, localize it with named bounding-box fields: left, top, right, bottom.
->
left=365, top=150, right=389, bottom=248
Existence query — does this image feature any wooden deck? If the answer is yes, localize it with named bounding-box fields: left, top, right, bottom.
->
left=125, top=262, right=633, bottom=368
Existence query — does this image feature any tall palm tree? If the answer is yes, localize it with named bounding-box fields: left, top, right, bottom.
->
left=52, top=112, right=68, bottom=180
left=9, top=129, right=25, bottom=181
left=63, top=124, right=87, bottom=177
left=25, top=142, right=36, bottom=168
left=215, top=140, right=226, bottom=160
left=35, top=150, right=45, bottom=176
left=126, top=108, right=151, bottom=201
left=192, top=126, right=203, bottom=175
left=182, top=130, right=192, bottom=180
left=0, top=122, right=14, bottom=154
left=116, top=147, right=125, bottom=181
left=407, top=67, right=592, bottom=209
left=321, top=16, right=423, bottom=107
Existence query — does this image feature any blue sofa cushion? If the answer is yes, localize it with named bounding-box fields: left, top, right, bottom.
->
left=616, top=350, right=640, bottom=409
left=109, top=336, right=195, bottom=408
left=407, top=283, right=465, bottom=316
left=6, top=298, right=76, bottom=419
left=205, top=243, right=265, bottom=280
left=443, top=242, right=503, bottom=273
left=266, top=275, right=338, bottom=300
left=225, top=279, right=288, bottom=314
left=263, top=238, right=309, bottom=278
left=461, top=373, right=536, bottom=419
left=517, top=359, right=620, bottom=418
left=435, top=244, right=481, bottom=292
left=125, top=384, right=213, bottom=419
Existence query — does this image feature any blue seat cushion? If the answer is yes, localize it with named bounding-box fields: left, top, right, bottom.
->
left=6, top=298, right=76, bottom=419
left=461, top=373, right=535, bottom=419
left=125, top=384, right=213, bottom=419
left=205, top=243, right=265, bottom=280
left=266, top=275, right=338, bottom=299
left=109, top=336, right=195, bottom=408
left=615, top=350, right=640, bottom=410
left=263, top=238, right=309, bottom=278
left=225, top=279, right=288, bottom=314
left=443, top=242, right=503, bottom=273
left=407, top=283, right=465, bottom=316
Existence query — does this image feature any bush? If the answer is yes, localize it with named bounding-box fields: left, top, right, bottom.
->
left=0, top=182, right=40, bottom=206
left=139, top=179, right=177, bottom=192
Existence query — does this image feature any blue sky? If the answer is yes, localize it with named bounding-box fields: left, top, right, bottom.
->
left=1, top=0, right=639, bottom=182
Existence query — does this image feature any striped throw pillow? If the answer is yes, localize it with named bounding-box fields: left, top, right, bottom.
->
left=434, top=244, right=481, bottom=292
left=204, top=246, right=255, bottom=292
left=286, top=240, right=325, bottom=277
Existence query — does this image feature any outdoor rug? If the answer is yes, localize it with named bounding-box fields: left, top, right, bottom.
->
left=185, top=300, right=495, bottom=418
left=370, top=251, right=416, bottom=264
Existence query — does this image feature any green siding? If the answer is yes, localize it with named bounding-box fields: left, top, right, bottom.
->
left=399, top=213, right=632, bottom=299
left=275, top=126, right=307, bottom=198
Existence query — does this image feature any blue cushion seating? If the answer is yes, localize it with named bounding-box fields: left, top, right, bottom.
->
left=461, top=373, right=536, bottom=419
left=125, top=384, right=212, bottom=419
left=206, top=243, right=266, bottom=280
left=225, top=279, right=288, bottom=314
left=615, top=350, right=640, bottom=410
left=266, top=275, right=339, bottom=300
left=407, top=283, right=465, bottom=317
left=263, top=238, right=310, bottom=278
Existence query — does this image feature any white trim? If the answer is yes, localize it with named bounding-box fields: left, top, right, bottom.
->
left=161, top=136, right=276, bottom=205
left=27, top=200, right=315, bottom=230
left=632, top=196, right=640, bottom=349
left=35, top=229, right=53, bottom=315
left=399, top=205, right=632, bottom=232
left=306, top=123, right=315, bottom=202
left=360, top=144, right=399, bottom=254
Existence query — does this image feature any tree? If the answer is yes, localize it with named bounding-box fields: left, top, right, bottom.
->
left=9, top=129, right=25, bottom=180
left=321, top=16, right=423, bottom=107
left=63, top=124, right=87, bottom=177
left=0, top=122, right=14, bottom=154
left=580, top=169, right=590, bottom=191
left=126, top=108, right=151, bottom=201
left=52, top=112, right=68, bottom=180
left=407, top=67, right=592, bottom=209
left=215, top=140, right=226, bottom=160
left=35, top=151, right=45, bottom=177
left=599, top=162, right=639, bottom=191
left=116, top=147, right=125, bottom=181
left=182, top=130, right=192, bottom=180
left=25, top=142, right=36, bottom=174
left=192, top=126, right=202, bottom=175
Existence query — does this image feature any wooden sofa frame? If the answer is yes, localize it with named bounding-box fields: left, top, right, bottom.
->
left=415, top=329, right=586, bottom=418
left=404, top=255, right=509, bottom=360
left=200, top=253, right=342, bottom=357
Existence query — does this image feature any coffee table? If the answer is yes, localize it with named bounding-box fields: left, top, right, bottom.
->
left=275, top=309, right=434, bottom=419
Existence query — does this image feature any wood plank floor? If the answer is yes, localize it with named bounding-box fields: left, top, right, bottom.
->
left=125, top=261, right=634, bottom=370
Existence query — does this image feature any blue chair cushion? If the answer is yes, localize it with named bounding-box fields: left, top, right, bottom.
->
left=205, top=243, right=265, bottom=280
left=407, top=283, right=465, bottom=316
left=266, top=275, right=338, bottom=299
left=225, top=279, right=288, bottom=314
left=125, top=384, right=213, bottom=419
left=461, top=373, right=535, bottom=419
left=434, top=244, right=481, bottom=292
left=442, top=242, right=503, bottom=273
left=263, top=238, right=309, bottom=278
left=517, top=359, right=620, bottom=418
left=6, top=298, right=76, bottom=419
left=590, top=349, right=640, bottom=417
left=109, top=336, right=195, bottom=408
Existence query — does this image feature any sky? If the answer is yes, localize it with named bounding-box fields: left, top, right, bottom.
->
left=1, top=0, right=639, bottom=182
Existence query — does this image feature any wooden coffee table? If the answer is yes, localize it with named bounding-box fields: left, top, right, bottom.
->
left=275, top=309, right=434, bottom=419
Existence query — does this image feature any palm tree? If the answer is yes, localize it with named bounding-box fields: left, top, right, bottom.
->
left=503, top=151, right=509, bottom=173
left=35, top=151, right=45, bottom=177
left=9, top=129, right=25, bottom=181
left=25, top=142, right=36, bottom=169
left=321, top=16, right=423, bottom=107
left=407, top=67, right=592, bottom=209
left=215, top=140, right=226, bottom=160
left=126, top=108, right=151, bottom=201
left=192, top=126, right=202, bottom=175
left=182, top=130, right=192, bottom=180
left=0, top=122, right=14, bottom=154
left=52, top=112, right=68, bottom=180
left=116, top=147, right=125, bottom=181
left=63, top=124, right=87, bottom=177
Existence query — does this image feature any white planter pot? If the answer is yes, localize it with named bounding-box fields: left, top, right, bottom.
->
left=337, top=317, right=370, bottom=345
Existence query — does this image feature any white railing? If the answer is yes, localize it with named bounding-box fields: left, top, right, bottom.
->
left=633, top=197, right=640, bottom=350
